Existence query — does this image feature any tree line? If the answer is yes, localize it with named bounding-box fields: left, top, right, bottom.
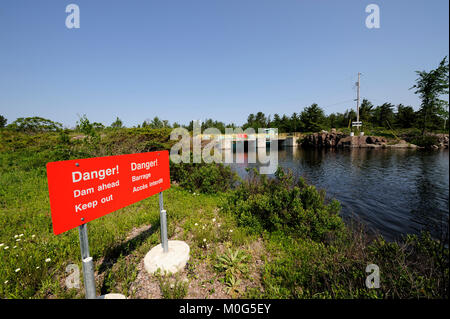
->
left=242, top=99, right=446, bottom=133
left=1, top=57, right=448, bottom=135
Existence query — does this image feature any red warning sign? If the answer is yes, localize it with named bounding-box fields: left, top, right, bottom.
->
left=46, top=151, right=170, bottom=235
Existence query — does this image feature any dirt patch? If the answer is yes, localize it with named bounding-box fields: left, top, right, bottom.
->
left=113, top=216, right=266, bottom=299
left=129, top=259, right=162, bottom=299
left=241, top=239, right=265, bottom=295
left=128, top=250, right=230, bottom=299
left=184, top=257, right=230, bottom=299
left=126, top=224, right=153, bottom=241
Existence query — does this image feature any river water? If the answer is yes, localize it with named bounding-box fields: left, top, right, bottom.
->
left=227, top=147, right=449, bottom=241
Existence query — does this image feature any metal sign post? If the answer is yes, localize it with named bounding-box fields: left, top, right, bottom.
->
left=143, top=192, right=189, bottom=276
left=78, top=223, right=97, bottom=299
left=159, top=192, right=168, bottom=253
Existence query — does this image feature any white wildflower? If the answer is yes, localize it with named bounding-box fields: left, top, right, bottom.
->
left=19, top=234, right=24, bottom=237
left=212, top=218, right=216, bottom=223
left=14, top=235, right=18, bottom=238
left=4, top=280, right=8, bottom=284
left=13, top=246, right=17, bottom=249
left=229, top=229, right=233, bottom=233
left=15, top=268, right=20, bottom=272
left=31, top=235, right=36, bottom=238
left=45, top=258, right=51, bottom=263
left=16, top=239, right=21, bottom=242
left=194, top=223, right=198, bottom=226
left=4, top=246, right=9, bottom=250
left=0, top=243, right=4, bottom=247
left=203, top=238, right=206, bottom=242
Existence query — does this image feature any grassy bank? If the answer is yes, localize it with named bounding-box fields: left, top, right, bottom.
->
left=0, top=128, right=448, bottom=299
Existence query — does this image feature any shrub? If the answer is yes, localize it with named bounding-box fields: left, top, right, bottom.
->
left=157, top=272, right=189, bottom=299
left=259, top=224, right=449, bottom=298
left=0, top=131, right=78, bottom=171
left=7, top=117, right=62, bottom=133
left=223, top=167, right=344, bottom=241
left=98, top=127, right=173, bottom=156
left=170, top=160, right=239, bottom=194
left=214, top=248, right=250, bottom=280
left=410, top=134, right=440, bottom=148
left=367, top=232, right=449, bottom=298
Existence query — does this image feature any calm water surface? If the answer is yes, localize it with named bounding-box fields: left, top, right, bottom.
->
left=228, top=147, right=449, bottom=241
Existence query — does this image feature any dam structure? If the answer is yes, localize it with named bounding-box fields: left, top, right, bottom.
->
left=200, top=131, right=303, bottom=150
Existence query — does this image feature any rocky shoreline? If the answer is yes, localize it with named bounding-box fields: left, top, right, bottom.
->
left=301, top=130, right=449, bottom=149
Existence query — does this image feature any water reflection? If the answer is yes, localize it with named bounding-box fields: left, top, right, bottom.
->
left=227, top=147, right=449, bottom=241
left=411, top=152, right=449, bottom=238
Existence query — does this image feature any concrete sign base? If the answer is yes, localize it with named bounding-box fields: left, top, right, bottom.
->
left=98, top=293, right=127, bottom=299
left=144, top=240, right=190, bottom=275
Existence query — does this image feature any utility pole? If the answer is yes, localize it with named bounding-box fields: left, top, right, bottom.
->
left=356, top=72, right=361, bottom=132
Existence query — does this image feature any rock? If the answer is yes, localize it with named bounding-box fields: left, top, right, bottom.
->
left=435, top=134, right=449, bottom=148
left=386, top=141, right=418, bottom=149
left=336, top=136, right=354, bottom=147
left=366, top=136, right=387, bottom=145
left=366, top=136, right=375, bottom=144
left=301, top=132, right=419, bottom=149
left=336, top=136, right=369, bottom=148
left=301, top=132, right=346, bottom=148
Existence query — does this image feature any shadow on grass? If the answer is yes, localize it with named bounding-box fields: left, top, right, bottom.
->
left=98, top=221, right=161, bottom=295
left=98, top=221, right=160, bottom=275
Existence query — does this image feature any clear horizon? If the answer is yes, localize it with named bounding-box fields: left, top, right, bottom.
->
left=1, top=0, right=449, bottom=128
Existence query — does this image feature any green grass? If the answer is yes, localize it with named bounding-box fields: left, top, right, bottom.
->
left=157, top=272, right=189, bottom=299
left=1, top=128, right=448, bottom=299
left=0, top=164, right=229, bottom=298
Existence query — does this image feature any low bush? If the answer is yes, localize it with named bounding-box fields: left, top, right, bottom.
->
left=170, top=160, right=239, bottom=194
left=223, top=167, right=344, bottom=241
left=1, top=128, right=236, bottom=194
left=410, top=134, right=440, bottom=148
left=157, top=272, right=189, bottom=299
left=223, top=167, right=448, bottom=298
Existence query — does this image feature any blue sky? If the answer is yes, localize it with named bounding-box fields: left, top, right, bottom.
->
left=0, top=0, right=448, bottom=128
